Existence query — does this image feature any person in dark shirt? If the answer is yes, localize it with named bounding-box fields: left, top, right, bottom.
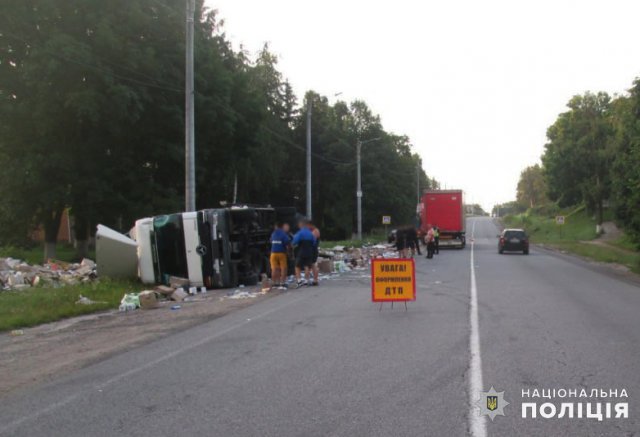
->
left=269, top=222, right=291, bottom=290
left=308, top=222, right=321, bottom=286
left=292, top=219, right=316, bottom=287
left=395, top=227, right=409, bottom=258
left=407, top=226, right=421, bottom=256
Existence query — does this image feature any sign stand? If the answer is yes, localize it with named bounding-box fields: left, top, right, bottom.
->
left=371, top=258, right=416, bottom=311
left=378, top=301, right=408, bottom=311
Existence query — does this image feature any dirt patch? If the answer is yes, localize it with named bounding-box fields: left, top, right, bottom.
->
left=0, top=287, right=278, bottom=398
left=599, top=221, right=622, bottom=240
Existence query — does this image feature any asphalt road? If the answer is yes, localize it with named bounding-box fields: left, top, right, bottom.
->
left=1, top=217, right=638, bottom=436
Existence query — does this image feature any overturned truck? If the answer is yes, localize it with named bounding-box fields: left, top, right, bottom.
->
left=132, top=206, right=297, bottom=288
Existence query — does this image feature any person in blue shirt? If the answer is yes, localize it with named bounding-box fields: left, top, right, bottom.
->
left=270, top=222, right=291, bottom=290
left=308, top=221, right=321, bottom=286
left=292, top=219, right=316, bottom=287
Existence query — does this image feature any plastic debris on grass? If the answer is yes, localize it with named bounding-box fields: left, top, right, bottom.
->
left=75, top=295, right=106, bottom=305
left=0, top=257, right=97, bottom=291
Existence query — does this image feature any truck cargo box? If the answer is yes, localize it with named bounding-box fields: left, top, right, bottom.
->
left=418, top=190, right=466, bottom=248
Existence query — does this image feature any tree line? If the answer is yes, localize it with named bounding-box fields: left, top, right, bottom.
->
left=0, top=0, right=435, bottom=259
left=511, top=78, right=640, bottom=245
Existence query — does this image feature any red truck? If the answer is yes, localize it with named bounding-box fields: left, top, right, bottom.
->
left=417, top=190, right=466, bottom=248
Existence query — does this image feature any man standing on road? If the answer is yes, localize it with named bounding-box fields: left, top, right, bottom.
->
left=433, top=226, right=440, bottom=255
left=395, top=227, right=409, bottom=258
left=408, top=226, right=421, bottom=256
left=425, top=224, right=435, bottom=259
left=269, top=222, right=290, bottom=290
left=308, top=221, right=321, bottom=286
left=292, top=219, right=316, bottom=287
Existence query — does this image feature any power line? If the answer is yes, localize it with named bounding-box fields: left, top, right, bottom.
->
left=262, top=125, right=357, bottom=166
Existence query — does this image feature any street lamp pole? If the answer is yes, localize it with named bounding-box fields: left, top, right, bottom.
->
left=356, top=140, right=362, bottom=240
left=306, top=102, right=312, bottom=220
left=185, top=0, right=196, bottom=211
left=356, top=137, right=380, bottom=240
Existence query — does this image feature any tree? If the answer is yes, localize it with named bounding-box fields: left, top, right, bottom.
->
left=0, top=0, right=438, bottom=255
left=541, top=92, right=614, bottom=226
left=516, top=164, right=547, bottom=208
left=610, top=79, right=640, bottom=244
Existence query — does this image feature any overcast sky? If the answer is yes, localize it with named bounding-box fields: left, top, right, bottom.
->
left=206, top=0, right=639, bottom=211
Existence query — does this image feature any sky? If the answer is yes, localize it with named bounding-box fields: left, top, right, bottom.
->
left=205, top=0, right=639, bottom=211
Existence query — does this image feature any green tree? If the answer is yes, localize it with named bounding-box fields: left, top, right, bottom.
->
left=541, top=92, right=614, bottom=225
left=610, top=79, right=640, bottom=244
left=516, top=164, right=548, bottom=208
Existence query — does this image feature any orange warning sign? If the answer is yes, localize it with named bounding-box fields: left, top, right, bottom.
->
left=371, top=258, right=416, bottom=302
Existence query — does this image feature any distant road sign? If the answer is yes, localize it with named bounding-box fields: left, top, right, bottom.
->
left=371, top=259, right=416, bottom=302
left=382, top=215, right=391, bottom=225
left=556, top=216, right=565, bottom=225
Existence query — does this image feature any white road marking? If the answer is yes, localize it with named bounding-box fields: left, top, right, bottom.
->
left=469, top=220, right=487, bottom=437
left=0, top=294, right=306, bottom=435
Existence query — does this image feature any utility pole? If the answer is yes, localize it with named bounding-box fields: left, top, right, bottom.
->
left=356, top=140, right=362, bottom=240
left=306, top=102, right=312, bottom=220
left=355, top=137, right=380, bottom=240
left=185, top=0, right=196, bottom=211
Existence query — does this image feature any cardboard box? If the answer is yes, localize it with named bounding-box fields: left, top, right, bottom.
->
left=169, top=276, right=190, bottom=288
left=139, top=290, right=159, bottom=309
left=154, top=285, right=175, bottom=296
left=170, top=288, right=188, bottom=302
left=318, top=258, right=333, bottom=274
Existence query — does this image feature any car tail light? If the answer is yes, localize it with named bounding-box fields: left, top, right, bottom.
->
left=499, top=237, right=505, bottom=245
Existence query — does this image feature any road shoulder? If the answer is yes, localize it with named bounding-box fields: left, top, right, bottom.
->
left=0, top=287, right=280, bottom=398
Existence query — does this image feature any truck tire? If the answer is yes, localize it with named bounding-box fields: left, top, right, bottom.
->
left=241, top=272, right=259, bottom=286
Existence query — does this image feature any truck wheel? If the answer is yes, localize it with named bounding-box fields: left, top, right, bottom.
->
left=241, top=272, right=259, bottom=286
left=523, top=249, right=529, bottom=255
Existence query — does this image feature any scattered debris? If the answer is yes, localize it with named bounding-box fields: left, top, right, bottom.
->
left=170, top=288, right=188, bottom=302
left=10, top=329, right=24, bottom=336
left=169, top=276, right=190, bottom=289
left=260, top=274, right=271, bottom=293
left=170, top=305, right=182, bottom=310
left=118, top=293, right=140, bottom=312
left=75, top=295, right=106, bottom=305
left=225, top=289, right=259, bottom=299
left=317, top=242, right=397, bottom=275
left=154, top=285, right=175, bottom=296
left=0, top=257, right=98, bottom=291
left=138, top=290, right=159, bottom=309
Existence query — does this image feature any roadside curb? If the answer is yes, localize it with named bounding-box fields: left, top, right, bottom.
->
left=534, top=243, right=640, bottom=288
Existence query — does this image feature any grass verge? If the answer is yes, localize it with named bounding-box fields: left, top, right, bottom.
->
left=0, top=244, right=94, bottom=265
left=319, top=234, right=388, bottom=249
left=550, top=242, right=640, bottom=273
left=503, top=208, right=640, bottom=274
left=0, top=279, right=145, bottom=332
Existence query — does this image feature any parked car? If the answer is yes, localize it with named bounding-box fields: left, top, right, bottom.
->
left=498, top=228, right=529, bottom=254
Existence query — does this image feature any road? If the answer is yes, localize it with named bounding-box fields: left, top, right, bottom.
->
left=0, top=217, right=638, bottom=436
